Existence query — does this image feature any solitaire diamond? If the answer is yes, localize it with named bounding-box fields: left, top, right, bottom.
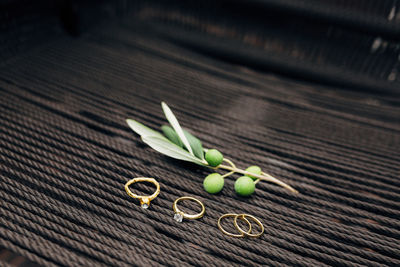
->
left=140, top=198, right=150, bottom=209
left=173, top=213, right=183, bottom=223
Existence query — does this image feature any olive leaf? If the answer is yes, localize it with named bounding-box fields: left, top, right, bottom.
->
left=161, top=125, right=204, bottom=160
left=161, top=102, right=194, bottom=156
left=142, top=135, right=206, bottom=166
left=183, top=129, right=204, bottom=160
left=126, top=119, right=166, bottom=139
left=161, top=125, right=183, bottom=148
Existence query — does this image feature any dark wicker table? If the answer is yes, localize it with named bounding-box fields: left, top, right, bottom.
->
left=1, top=1, right=400, bottom=266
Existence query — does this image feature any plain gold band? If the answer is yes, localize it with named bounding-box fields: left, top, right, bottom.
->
left=218, top=213, right=252, bottom=238
left=173, top=196, right=205, bottom=220
left=234, top=214, right=264, bottom=238
left=125, top=177, right=160, bottom=206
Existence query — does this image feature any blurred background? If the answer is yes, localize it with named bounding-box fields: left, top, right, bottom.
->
left=1, top=0, right=400, bottom=94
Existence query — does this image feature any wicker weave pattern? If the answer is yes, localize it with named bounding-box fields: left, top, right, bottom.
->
left=0, top=2, right=400, bottom=266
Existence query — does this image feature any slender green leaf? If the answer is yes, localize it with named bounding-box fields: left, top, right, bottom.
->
left=142, top=135, right=206, bottom=165
left=161, top=102, right=194, bottom=156
left=183, top=129, right=204, bottom=160
left=126, top=119, right=166, bottom=139
left=161, top=125, right=183, bottom=147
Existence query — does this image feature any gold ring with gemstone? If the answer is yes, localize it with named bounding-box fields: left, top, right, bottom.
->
left=125, top=177, right=160, bottom=209
left=234, top=214, right=264, bottom=238
left=172, top=196, right=205, bottom=222
left=217, top=213, right=252, bottom=238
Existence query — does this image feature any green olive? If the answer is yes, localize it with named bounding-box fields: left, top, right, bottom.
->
left=203, top=173, right=224, bottom=194
left=234, top=176, right=255, bottom=196
left=245, top=165, right=262, bottom=180
left=205, top=149, right=223, bottom=167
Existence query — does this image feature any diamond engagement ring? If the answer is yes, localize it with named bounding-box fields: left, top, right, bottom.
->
left=172, top=196, right=205, bottom=223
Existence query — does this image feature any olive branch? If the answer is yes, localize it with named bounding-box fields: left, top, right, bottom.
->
left=126, top=102, right=298, bottom=195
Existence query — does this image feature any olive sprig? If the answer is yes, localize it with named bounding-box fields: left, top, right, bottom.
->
left=126, top=102, right=298, bottom=196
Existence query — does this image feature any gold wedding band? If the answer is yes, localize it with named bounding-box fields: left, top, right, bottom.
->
left=125, top=177, right=160, bottom=209
left=172, top=196, right=205, bottom=222
left=218, top=213, right=264, bottom=238
left=234, top=214, right=264, bottom=238
left=218, top=213, right=252, bottom=238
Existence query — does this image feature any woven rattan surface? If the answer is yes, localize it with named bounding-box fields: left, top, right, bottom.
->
left=1, top=12, right=400, bottom=266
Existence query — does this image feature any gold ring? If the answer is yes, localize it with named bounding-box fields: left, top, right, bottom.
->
left=125, top=177, right=160, bottom=209
left=172, top=196, right=205, bottom=222
left=218, top=213, right=252, bottom=238
left=234, top=214, right=264, bottom=238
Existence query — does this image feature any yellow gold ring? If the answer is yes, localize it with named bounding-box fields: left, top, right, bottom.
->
left=125, top=177, right=160, bottom=209
left=172, top=196, right=205, bottom=222
left=234, top=214, right=264, bottom=238
left=218, top=213, right=252, bottom=238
